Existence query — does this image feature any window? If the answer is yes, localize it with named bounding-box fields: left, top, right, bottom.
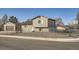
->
left=38, top=20, right=41, bottom=24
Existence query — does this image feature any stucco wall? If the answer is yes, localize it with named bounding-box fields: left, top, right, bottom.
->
left=41, top=28, right=49, bottom=32
left=33, top=16, right=48, bottom=27
left=56, top=26, right=65, bottom=31
left=34, top=28, right=49, bottom=32
left=22, top=25, right=33, bottom=32
left=48, top=20, right=56, bottom=27
left=4, top=22, right=16, bottom=31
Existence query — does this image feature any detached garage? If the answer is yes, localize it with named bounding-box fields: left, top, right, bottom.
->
left=4, top=21, right=21, bottom=32
left=4, top=22, right=16, bottom=31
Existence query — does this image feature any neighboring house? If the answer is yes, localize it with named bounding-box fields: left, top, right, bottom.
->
left=4, top=21, right=21, bottom=32
left=21, top=16, right=56, bottom=32
left=56, top=23, right=65, bottom=31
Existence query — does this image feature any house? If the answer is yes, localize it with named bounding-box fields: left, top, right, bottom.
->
left=4, top=21, right=21, bottom=32
left=21, top=16, right=56, bottom=32
left=3, top=16, right=56, bottom=32
left=56, top=23, right=65, bottom=31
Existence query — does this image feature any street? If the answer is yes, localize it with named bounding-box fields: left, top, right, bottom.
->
left=0, top=37, right=79, bottom=50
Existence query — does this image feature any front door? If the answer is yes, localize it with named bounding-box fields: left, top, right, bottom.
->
left=39, top=28, right=42, bottom=32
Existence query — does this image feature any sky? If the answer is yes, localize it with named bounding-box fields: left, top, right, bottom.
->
left=0, top=8, right=79, bottom=25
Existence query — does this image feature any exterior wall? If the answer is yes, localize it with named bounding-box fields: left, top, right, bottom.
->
left=34, top=28, right=39, bottom=32
left=48, top=20, right=56, bottom=31
left=21, top=25, right=33, bottom=32
left=33, top=16, right=48, bottom=27
left=16, top=23, right=21, bottom=32
left=56, top=26, right=65, bottom=31
left=34, top=28, right=49, bottom=32
left=4, top=22, right=16, bottom=31
left=41, top=28, right=49, bottom=32
left=48, top=20, right=55, bottom=27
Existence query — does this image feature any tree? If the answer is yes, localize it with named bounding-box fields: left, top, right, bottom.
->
left=55, top=17, right=64, bottom=25
left=2, top=14, right=8, bottom=24
left=55, top=17, right=62, bottom=23
left=9, top=16, right=18, bottom=23
left=76, top=12, right=79, bottom=29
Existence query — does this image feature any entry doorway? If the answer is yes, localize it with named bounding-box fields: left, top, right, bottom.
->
left=39, top=28, right=42, bottom=32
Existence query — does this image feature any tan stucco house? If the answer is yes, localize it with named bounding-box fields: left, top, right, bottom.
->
left=21, top=16, right=56, bottom=32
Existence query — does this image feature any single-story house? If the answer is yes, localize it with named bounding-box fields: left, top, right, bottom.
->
left=56, top=23, right=65, bottom=31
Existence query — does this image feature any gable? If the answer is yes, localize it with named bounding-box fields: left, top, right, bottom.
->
left=4, top=22, right=15, bottom=26
left=32, top=16, right=48, bottom=27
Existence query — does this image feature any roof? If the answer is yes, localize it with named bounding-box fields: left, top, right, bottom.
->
left=22, top=16, right=55, bottom=25
left=4, top=21, right=15, bottom=24
left=56, top=23, right=64, bottom=27
left=32, top=16, right=55, bottom=21
left=48, top=18, right=55, bottom=21
left=21, top=20, right=32, bottom=25
left=4, top=21, right=21, bottom=25
left=31, top=16, right=45, bottom=20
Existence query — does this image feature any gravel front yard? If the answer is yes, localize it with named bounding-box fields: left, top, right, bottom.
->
left=2, top=32, right=78, bottom=38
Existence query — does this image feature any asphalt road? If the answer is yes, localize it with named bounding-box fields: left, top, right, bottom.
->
left=0, top=37, right=79, bottom=50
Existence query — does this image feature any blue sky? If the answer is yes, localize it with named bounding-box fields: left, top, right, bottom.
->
left=0, top=8, right=79, bottom=25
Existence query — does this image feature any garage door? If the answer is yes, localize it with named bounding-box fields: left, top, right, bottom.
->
left=6, top=26, right=14, bottom=31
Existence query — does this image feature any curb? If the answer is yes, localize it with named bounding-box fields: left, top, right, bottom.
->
left=0, top=35, right=79, bottom=42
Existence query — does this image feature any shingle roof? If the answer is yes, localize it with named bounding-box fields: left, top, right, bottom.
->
left=22, top=16, right=55, bottom=25
left=21, top=20, right=32, bottom=25
left=31, top=16, right=45, bottom=20
left=32, top=16, right=55, bottom=21
left=48, top=18, right=55, bottom=21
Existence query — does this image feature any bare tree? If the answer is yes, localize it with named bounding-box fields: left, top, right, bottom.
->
left=76, top=12, right=79, bottom=29
left=2, top=14, right=8, bottom=24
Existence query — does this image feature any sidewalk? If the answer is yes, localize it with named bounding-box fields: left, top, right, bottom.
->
left=0, top=35, right=79, bottom=42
